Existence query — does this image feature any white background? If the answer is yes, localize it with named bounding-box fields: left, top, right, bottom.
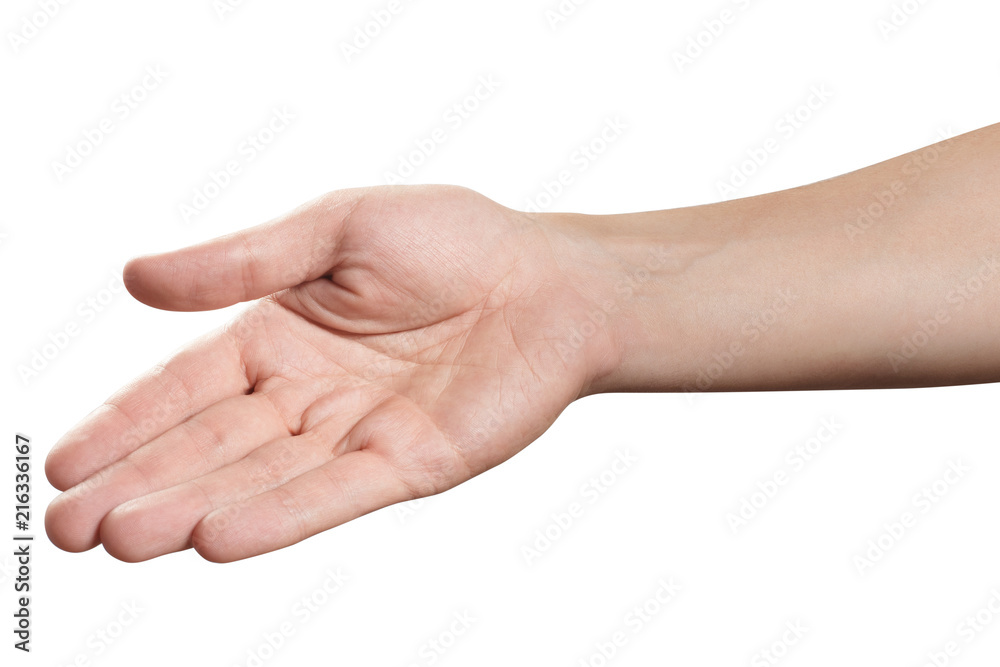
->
left=3, top=0, right=1000, bottom=665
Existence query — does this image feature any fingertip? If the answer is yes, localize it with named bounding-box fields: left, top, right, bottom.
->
left=191, top=517, right=237, bottom=563
left=99, top=504, right=154, bottom=563
left=45, top=414, right=112, bottom=491
left=192, top=504, right=265, bottom=563
left=121, top=254, right=145, bottom=294
left=124, top=242, right=250, bottom=312
left=101, top=487, right=208, bottom=563
left=45, top=492, right=101, bottom=553
left=44, top=442, right=73, bottom=492
left=122, top=253, right=172, bottom=310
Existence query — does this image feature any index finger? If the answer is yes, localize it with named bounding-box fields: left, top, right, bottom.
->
left=44, top=326, right=251, bottom=491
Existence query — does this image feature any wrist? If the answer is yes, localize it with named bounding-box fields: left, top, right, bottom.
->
left=540, top=200, right=798, bottom=396
left=538, top=208, right=709, bottom=396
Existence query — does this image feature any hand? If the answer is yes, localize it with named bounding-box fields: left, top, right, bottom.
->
left=44, top=185, right=622, bottom=562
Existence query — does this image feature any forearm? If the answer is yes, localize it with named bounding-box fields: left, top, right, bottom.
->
left=554, top=122, right=1000, bottom=394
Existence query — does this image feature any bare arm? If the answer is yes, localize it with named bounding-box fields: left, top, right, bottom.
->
left=45, top=123, right=1000, bottom=562
left=567, top=122, right=1000, bottom=393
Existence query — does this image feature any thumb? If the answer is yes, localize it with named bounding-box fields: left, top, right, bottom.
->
left=123, top=190, right=365, bottom=311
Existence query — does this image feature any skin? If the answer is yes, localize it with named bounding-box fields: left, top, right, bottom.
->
left=45, top=122, right=1000, bottom=562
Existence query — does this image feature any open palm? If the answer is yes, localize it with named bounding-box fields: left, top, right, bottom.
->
left=45, top=185, right=617, bottom=562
